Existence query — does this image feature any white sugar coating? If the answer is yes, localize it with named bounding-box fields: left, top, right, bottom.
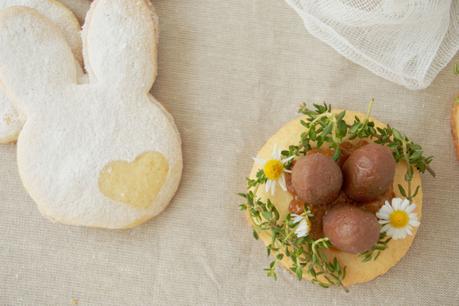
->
left=0, top=0, right=84, bottom=144
left=0, top=0, right=183, bottom=228
left=0, top=0, right=82, bottom=62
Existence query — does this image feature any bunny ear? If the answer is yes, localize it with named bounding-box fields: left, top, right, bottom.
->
left=82, top=0, right=158, bottom=92
left=0, top=7, right=77, bottom=103
left=0, top=0, right=83, bottom=65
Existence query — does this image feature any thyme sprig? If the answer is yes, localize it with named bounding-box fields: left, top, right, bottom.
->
left=239, top=191, right=347, bottom=290
left=359, top=232, right=392, bottom=262
left=247, top=169, right=267, bottom=188
left=373, top=125, right=433, bottom=201
left=282, top=100, right=433, bottom=178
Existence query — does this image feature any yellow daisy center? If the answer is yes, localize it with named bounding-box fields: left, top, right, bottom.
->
left=389, top=210, right=409, bottom=228
left=264, top=159, right=284, bottom=180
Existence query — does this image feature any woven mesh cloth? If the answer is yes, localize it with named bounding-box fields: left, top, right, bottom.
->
left=286, top=0, right=459, bottom=90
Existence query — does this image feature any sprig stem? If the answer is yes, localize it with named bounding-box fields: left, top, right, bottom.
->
left=366, top=98, right=374, bottom=119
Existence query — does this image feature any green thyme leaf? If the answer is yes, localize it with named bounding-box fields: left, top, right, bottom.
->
left=359, top=232, right=392, bottom=262
left=398, top=185, right=407, bottom=197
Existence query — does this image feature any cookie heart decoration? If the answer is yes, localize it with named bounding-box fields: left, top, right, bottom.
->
left=98, top=152, right=169, bottom=209
left=0, top=0, right=183, bottom=228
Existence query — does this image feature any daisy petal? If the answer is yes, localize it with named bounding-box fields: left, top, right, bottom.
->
left=392, top=229, right=405, bottom=240
left=295, top=220, right=309, bottom=238
left=386, top=227, right=395, bottom=237
left=291, top=213, right=303, bottom=224
left=270, top=180, right=276, bottom=195
left=281, top=156, right=295, bottom=163
left=392, top=198, right=402, bottom=210
left=400, top=199, right=410, bottom=210
left=265, top=180, right=272, bottom=193
left=406, top=204, right=417, bottom=214
left=381, top=224, right=391, bottom=232
left=376, top=209, right=389, bottom=219
left=377, top=203, right=392, bottom=219
left=253, top=157, right=266, bottom=166
left=400, top=229, right=409, bottom=239
left=278, top=174, right=287, bottom=191
left=384, top=201, right=394, bottom=212
left=272, top=145, right=282, bottom=160
left=397, top=229, right=408, bottom=240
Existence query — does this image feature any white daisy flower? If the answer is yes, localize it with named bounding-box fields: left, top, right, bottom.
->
left=253, top=145, right=294, bottom=195
left=291, top=213, right=311, bottom=238
left=376, top=198, right=420, bottom=240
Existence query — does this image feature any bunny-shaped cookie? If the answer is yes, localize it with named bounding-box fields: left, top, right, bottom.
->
left=0, top=0, right=83, bottom=143
left=0, top=0, right=183, bottom=228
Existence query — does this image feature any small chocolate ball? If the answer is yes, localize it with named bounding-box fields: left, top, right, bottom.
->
left=291, top=153, right=342, bottom=207
left=342, top=143, right=396, bottom=202
left=323, top=205, right=380, bottom=254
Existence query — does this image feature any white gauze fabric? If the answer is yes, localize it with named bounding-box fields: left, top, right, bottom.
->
left=286, top=0, right=459, bottom=90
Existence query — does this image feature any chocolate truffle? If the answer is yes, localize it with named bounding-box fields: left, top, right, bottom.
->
left=342, top=143, right=396, bottom=202
left=323, top=205, right=380, bottom=254
left=291, top=153, right=342, bottom=207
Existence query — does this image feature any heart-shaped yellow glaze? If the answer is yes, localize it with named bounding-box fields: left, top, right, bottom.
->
left=98, top=152, right=169, bottom=209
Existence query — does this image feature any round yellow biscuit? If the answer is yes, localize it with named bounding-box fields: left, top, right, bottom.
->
left=248, top=110, right=422, bottom=287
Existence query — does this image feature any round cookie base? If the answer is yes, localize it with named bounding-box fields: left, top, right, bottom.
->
left=248, top=110, right=423, bottom=287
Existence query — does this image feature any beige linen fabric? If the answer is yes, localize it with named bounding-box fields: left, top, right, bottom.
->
left=1, top=0, right=458, bottom=305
